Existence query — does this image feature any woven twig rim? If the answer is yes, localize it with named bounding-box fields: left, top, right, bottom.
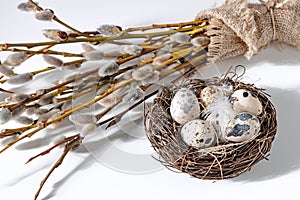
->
left=145, top=77, right=277, bottom=179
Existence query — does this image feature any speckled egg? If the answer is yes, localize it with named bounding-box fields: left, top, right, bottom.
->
left=170, top=88, right=201, bottom=125
left=230, top=89, right=263, bottom=116
left=180, top=119, right=217, bottom=148
left=200, top=85, right=233, bottom=108
left=225, top=112, right=261, bottom=142
left=200, top=86, right=222, bottom=107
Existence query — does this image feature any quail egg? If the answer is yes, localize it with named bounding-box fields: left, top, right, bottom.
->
left=181, top=119, right=217, bottom=148
left=170, top=88, right=201, bottom=125
left=200, top=86, right=222, bottom=107
left=230, top=89, right=263, bottom=116
left=225, top=112, right=261, bottom=142
left=200, top=85, right=233, bottom=108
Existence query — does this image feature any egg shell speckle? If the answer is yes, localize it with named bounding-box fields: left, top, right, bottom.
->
left=170, top=88, right=201, bottom=125
left=225, top=112, right=261, bottom=142
left=230, top=89, right=263, bottom=116
left=200, top=86, right=223, bottom=107
left=180, top=119, right=217, bottom=148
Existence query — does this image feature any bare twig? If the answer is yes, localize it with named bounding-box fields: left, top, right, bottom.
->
left=34, top=135, right=82, bottom=200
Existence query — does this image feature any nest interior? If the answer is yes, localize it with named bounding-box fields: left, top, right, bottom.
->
left=145, top=78, right=277, bottom=179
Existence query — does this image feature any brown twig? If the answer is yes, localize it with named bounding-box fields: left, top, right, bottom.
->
left=28, top=0, right=83, bottom=35
left=126, top=19, right=208, bottom=32
left=2, top=48, right=83, bottom=58
left=34, top=135, right=82, bottom=200
left=26, top=134, right=80, bottom=164
left=1, top=26, right=198, bottom=49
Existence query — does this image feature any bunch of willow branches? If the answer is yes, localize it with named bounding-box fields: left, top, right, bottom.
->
left=0, top=1, right=211, bottom=199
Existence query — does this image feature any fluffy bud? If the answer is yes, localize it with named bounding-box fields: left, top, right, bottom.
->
left=15, top=116, right=34, bottom=125
left=43, top=55, right=63, bottom=67
left=35, top=9, right=54, bottom=21
left=81, top=43, right=95, bottom=52
left=191, top=37, right=209, bottom=47
left=98, top=61, right=119, bottom=77
left=53, top=135, right=66, bottom=145
left=43, top=29, right=68, bottom=41
left=61, top=100, right=72, bottom=111
left=69, top=113, right=97, bottom=126
left=47, top=113, right=63, bottom=129
left=122, top=70, right=133, bottom=79
left=0, top=64, right=15, bottom=76
left=119, top=45, right=143, bottom=55
left=7, top=73, right=33, bottom=85
left=11, top=106, right=25, bottom=118
left=97, top=88, right=126, bottom=107
left=61, top=72, right=79, bottom=82
left=139, top=53, right=155, bottom=62
left=38, top=93, right=54, bottom=106
left=38, top=109, right=60, bottom=121
left=4, top=52, right=28, bottom=66
left=17, top=2, right=37, bottom=12
left=132, top=65, right=153, bottom=81
left=9, top=93, right=30, bottom=103
left=0, top=108, right=12, bottom=124
left=25, top=106, right=38, bottom=115
left=60, top=72, right=83, bottom=87
left=123, top=87, right=144, bottom=102
left=152, top=53, right=172, bottom=66
left=80, top=123, right=97, bottom=137
left=157, top=45, right=173, bottom=56
left=63, top=63, right=82, bottom=70
left=35, top=89, right=46, bottom=96
left=82, top=50, right=104, bottom=61
left=170, top=32, right=191, bottom=44
left=141, top=71, right=160, bottom=86
left=76, top=81, right=99, bottom=93
left=35, top=108, right=48, bottom=116
left=97, top=24, right=122, bottom=36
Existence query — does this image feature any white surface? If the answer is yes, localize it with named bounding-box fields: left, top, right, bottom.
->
left=0, top=0, right=300, bottom=200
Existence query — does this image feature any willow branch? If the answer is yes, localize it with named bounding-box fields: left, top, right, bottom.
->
left=33, top=135, right=82, bottom=200
left=28, top=0, right=83, bottom=34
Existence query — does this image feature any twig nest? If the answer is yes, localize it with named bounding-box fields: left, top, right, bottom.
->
left=145, top=77, right=277, bottom=179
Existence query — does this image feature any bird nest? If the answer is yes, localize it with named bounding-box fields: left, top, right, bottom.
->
left=145, top=77, right=277, bottom=179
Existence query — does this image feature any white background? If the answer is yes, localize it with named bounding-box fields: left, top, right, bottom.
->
left=1, top=0, right=300, bottom=200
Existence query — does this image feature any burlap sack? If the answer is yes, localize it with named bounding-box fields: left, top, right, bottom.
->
left=196, top=0, right=300, bottom=63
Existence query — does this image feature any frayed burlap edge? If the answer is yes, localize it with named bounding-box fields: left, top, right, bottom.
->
left=196, top=0, right=300, bottom=64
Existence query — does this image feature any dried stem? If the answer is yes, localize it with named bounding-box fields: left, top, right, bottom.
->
left=26, top=134, right=80, bottom=164
left=0, top=39, right=208, bottom=151
left=28, top=0, right=83, bottom=34
left=30, top=61, right=204, bottom=200
left=1, top=26, right=203, bottom=49
left=0, top=8, right=211, bottom=199
left=33, top=135, right=82, bottom=200
left=2, top=48, right=83, bottom=58
left=126, top=19, right=208, bottom=31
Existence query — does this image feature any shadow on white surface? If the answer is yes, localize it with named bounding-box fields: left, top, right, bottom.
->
left=3, top=44, right=300, bottom=199
left=41, top=131, right=128, bottom=200
left=38, top=87, right=300, bottom=199
left=233, top=87, right=300, bottom=182
left=41, top=154, right=96, bottom=200
left=217, top=44, right=300, bottom=70
left=15, top=123, right=75, bottom=151
left=249, top=44, right=300, bottom=66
